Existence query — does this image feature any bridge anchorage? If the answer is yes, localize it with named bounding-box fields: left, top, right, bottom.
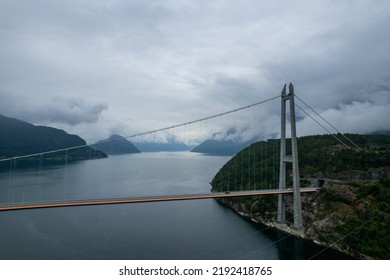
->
left=277, top=83, right=303, bottom=230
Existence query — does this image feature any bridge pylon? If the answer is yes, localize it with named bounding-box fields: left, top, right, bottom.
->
left=277, top=83, right=303, bottom=229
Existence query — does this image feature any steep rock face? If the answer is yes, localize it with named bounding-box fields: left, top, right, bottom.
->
left=217, top=178, right=390, bottom=259
left=310, top=167, right=390, bottom=181
left=300, top=181, right=390, bottom=259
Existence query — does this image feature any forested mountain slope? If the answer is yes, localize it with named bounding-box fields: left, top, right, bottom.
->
left=0, top=114, right=106, bottom=161
left=211, top=134, right=390, bottom=259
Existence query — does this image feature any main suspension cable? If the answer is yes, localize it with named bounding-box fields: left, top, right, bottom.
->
left=0, top=95, right=281, bottom=162
left=295, top=103, right=351, bottom=149
left=295, top=94, right=362, bottom=150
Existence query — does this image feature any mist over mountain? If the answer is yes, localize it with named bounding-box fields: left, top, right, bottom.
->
left=191, top=128, right=257, bottom=156
left=191, top=139, right=252, bottom=156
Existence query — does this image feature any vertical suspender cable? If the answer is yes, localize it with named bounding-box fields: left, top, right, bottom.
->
left=39, top=154, right=43, bottom=203
left=235, top=152, right=237, bottom=190
left=241, top=150, right=243, bottom=191
left=8, top=158, right=12, bottom=205
left=65, top=149, right=68, bottom=201
left=253, top=144, right=256, bottom=190
left=11, top=159, right=16, bottom=203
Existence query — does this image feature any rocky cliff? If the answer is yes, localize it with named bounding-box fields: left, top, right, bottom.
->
left=217, top=176, right=390, bottom=259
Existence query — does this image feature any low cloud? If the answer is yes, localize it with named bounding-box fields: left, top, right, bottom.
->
left=296, top=88, right=390, bottom=137
left=26, top=96, right=108, bottom=126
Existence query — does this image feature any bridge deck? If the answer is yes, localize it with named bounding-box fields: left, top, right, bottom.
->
left=0, top=187, right=318, bottom=212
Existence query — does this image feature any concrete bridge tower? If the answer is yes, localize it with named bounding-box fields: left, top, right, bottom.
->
left=277, top=83, right=303, bottom=229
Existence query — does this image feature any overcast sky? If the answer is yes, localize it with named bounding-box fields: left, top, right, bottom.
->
left=1, top=0, right=390, bottom=144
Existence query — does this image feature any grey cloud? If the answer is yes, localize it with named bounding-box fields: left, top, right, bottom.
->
left=263, top=7, right=390, bottom=109
left=205, top=76, right=260, bottom=105
left=1, top=0, right=390, bottom=141
left=296, top=89, right=390, bottom=137
left=27, top=97, right=108, bottom=126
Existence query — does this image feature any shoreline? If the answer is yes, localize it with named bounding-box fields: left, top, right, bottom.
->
left=215, top=198, right=360, bottom=259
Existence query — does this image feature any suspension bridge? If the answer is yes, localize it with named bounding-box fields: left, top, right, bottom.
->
left=0, top=83, right=359, bottom=229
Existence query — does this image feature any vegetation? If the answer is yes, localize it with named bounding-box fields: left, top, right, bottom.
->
left=211, top=134, right=390, bottom=259
left=306, top=179, right=390, bottom=259
left=212, top=134, right=390, bottom=192
left=0, top=114, right=106, bottom=169
left=212, top=138, right=280, bottom=191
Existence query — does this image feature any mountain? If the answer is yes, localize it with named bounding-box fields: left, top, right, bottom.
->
left=91, top=134, right=140, bottom=155
left=191, top=139, right=251, bottom=156
left=212, top=134, right=390, bottom=259
left=371, top=130, right=390, bottom=136
left=0, top=114, right=106, bottom=161
left=132, top=141, right=189, bottom=152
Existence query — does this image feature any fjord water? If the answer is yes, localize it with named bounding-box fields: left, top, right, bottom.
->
left=0, top=152, right=350, bottom=259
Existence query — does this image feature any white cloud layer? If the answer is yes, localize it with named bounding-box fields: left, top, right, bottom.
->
left=1, top=0, right=390, bottom=143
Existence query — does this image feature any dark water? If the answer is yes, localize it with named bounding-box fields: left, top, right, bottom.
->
left=0, top=152, right=351, bottom=259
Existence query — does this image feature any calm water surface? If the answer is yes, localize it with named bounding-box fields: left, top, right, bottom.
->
left=0, top=152, right=351, bottom=259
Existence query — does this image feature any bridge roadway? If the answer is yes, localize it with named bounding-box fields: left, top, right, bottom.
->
left=0, top=187, right=318, bottom=212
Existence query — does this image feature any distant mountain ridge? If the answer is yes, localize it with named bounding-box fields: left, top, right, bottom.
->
left=92, top=134, right=140, bottom=155
left=132, top=141, right=189, bottom=152
left=371, top=130, right=390, bottom=136
left=0, top=114, right=106, bottom=160
left=191, top=139, right=252, bottom=156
